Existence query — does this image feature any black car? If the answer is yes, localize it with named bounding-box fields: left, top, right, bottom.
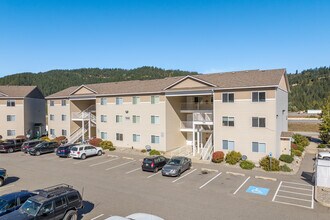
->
left=1, top=184, right=83, bottom=220
left=28, top=142, right=59, bottom=156
left=162, top=156, right=192, bottom=177
left=0, top=169, right=7, bottom=187
left=142, top=156, right=169, bottom=173
left=0, top=191, right=36, bottom=217
left=0, top=139, right=26, bottom=153
left=56, top=144, right=76, bottom=158
left=21, top=140, right=44, bottom=153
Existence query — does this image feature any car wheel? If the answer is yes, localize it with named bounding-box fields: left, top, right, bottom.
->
left=154, top=167, right=159, bottom=173
left=36, top=151, right=41, bottom=156
left=8, top=148, right=14, bottom=153
left=97, top=150, right=102, bottom=156
left=63, top=210, right=77, bottom=220
left=0, top=178, right=4, bottom=187
left=177, top=170, right=181, bottom=177
left=81, top=154, right=86, bottom=160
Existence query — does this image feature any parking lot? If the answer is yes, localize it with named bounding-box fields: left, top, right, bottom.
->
left=0, top=151, right=329, bottom=220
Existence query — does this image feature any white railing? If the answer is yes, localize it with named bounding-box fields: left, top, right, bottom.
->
left=84, top=104, right=96, bottom=113
left=90, top=113, right=96, bottom=124
left=193, top=112, right=213, bottom=122
left=181, top=103, right=213, bottom=111
left=68, top=127, right=88, bottom=143
left=72, top=112, right=96, bottom=123
left=180, top=121, right=193, bottom=129
left=200, top=134, right=213, bottom=160
left=170, top=146, right=191, bottom=157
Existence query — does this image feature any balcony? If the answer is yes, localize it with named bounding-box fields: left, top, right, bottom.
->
left=193, top=112, right=213, bottom=122
left=180, top=113, right=213, bottom=132
left=181, top=103, right=213, bottom=111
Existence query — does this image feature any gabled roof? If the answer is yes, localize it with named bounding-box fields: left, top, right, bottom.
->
left=0, top=86, right=44, bottom=98
left=163, top=75, right=217, bottom=90
left=70, top=85, right=98, bottom=95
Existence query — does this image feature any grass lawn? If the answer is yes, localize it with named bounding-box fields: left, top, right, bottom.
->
left=288, top=122, right=320, bottom=132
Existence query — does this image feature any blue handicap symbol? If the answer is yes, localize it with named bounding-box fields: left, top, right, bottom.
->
left=246, top=186, right=269, bottom=196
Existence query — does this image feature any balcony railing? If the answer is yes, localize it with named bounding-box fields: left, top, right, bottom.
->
left=181, top=103, right=213, bottom=111
left=193, top=112, right=213, bottom=122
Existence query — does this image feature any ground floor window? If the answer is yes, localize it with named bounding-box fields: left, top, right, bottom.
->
left=116, top=133, right=123, bottom=141
left=133, top=134, right=140, bottom=142
left=7, top=130, right=16, bottom=136
left=50, top=129, right=55, bottom=136
left=101, top=132, right=108, bottom=139
left=151, top=135, right=160, bottom=144
left=222, top=140, right=234, bottom=150
left=252, top=142, right=266, bottom=153
left=61, top=129, right=67, bottom=136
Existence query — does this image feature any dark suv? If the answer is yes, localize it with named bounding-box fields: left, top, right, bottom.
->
left=0, top=139, right=26, bottom=153
left=0, top=169, right=7, bottom=187
left=56, top=144, right=76, bottom=158
left=1, top=184, right=83, bottom=220
left=142, top=155, right=169, bottom=172
left=21, top=140, right=44, bottom=153
left=0, top=191, right=36, bottom=217
left=28, top=142, right=59, bottom=156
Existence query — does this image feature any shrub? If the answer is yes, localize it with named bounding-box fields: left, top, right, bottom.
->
left=149, top=149, right=161, bottom=156
left=100, top=141, right=115, bottom=151
left=280, top=164, right=292, bottom=172
left=293, top=134, right=310, bottom=148
left=40, top=136, right=51, bottom=142
left=141, top=149, right=147, bottom=153
left=259, top=156, right=280, bottom=171
left=279, top=154, right=294, bottom=163
left=318, top=144, right=326, bottom=148
left=291, top=143, right=298, bottom=150
left=292, top=149, right=302, bottom=157
left=52, top=136, right=67, bottom=145
left=225, top=151, right=242, bottom=165
left=212, top=151, right=225, bottom=163
left=240, top=160, right=255, bottom=170
left=89, top=138, right=102, bottom=147
left=16, top=135, right=26, bottom=140
left=297, top=145, right=305, bottom=152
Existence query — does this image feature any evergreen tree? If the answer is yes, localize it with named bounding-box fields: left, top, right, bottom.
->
left=319, top=96, right=330, bottom=144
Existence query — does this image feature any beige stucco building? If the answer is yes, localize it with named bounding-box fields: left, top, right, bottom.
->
left=46, top=69, right=291, bottom=162
left=0, top=86, right=46, bottom=140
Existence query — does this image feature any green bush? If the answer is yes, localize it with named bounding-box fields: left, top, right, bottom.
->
left=297, top=145, right=305, bottom=152
left=280, top=164, right=292, bottom=172
left=100, top=141, right=115, bottom=151
left=141, top=149, right=147, bottom=153
left=240, top=160, right=255, bottom=170
left=149, top=149, right=161, bottom=156
left=212, top=151, right=225, bottom=163
left=259, top=156, right=280, bottom=171
left=291, top=143, right=298, bottom=150
left=293, top=134, right=310, bottom=148
left=292, top=149, right=302, bottom=157
left=318, top=144, right=326, bottom=148
left=279, top=154, right=294, bottom=163
left=225, top=151, right=242, bottom=165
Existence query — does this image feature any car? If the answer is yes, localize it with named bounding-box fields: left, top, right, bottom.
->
left=0, top=169, right=7, bottom=187
left=0, top=139, right=26, bottom=153
left=0, top=191, right=36, bottom=217
left=21, top=140, right=44, bottom=153
left=105, top=213, right=164, bottom=220
left=142, top=156, right=169, bottom=173
left=1, top=184, right=83, bottom=220
left=70, top=144, right=103, bottom=160
left=56, top=143, right=76, bottom=158
left=318, top=151, right=330, bottom=160
left=162, top=156, right=192, bottom=177
left=28, top=142, right=59, bottom=156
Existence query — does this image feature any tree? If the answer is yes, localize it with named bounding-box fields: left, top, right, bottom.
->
left=319, top=96, right=330, bottom=144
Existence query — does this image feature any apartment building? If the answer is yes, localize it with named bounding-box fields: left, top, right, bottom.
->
left=46, top=69, right=291, bottom=162
left=0, top=86, right=46, bottom=140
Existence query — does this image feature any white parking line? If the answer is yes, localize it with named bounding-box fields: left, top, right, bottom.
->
left=147, top=172, right=160, bottom=178
left=281, top=185, right=313, bottom=191
left=0, top=184, right=15, bottom=192
left=105, top=160, right=136, bottom=171
left=89, top=158, right=119, bottom=167
left=282, top=181, right=310, bottom=186
left=126, top=168, right=141, bottom=174
left=233, top=176, right=250, bottom=195
left=311, top=186, right=314, bottom=209
left=73, top=156, right=104, bottom=164
left=172, top=169, right=197, bottom=183
left=278, top=189, right=312, bottom=196
left=199, top=172, right=222, bottom=189
left=272, top=181, right=283, bottom=202
left=275, top=195, right=312, bottom=202
left=91, top=214, right=104, bottom=220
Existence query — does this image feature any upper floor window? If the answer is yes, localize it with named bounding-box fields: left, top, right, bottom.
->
left=61, top=100, right=67, bottom=106
left=7, top=115, right=16, bottom=122
left=151, top=135, right=160, bottom=144
left=7, top=130, right=16, bottom=136
left=101, top=132, right=108, bottom=139
left=222, top=116, right=234, bottom=127
left=101, top=98, right=107, bottom=105
left=252, top=92, right=266, bottom=102
left=116, top=133, right=123, bottom=141
left=61, top=114, right=66, bottom=121
left=252, top=142, right=266, bottom=153
left=101, top=115, right=107, bottom=123
left=116, top=97, right=123, bottom=105
left=6, top=100, right=15, bottom=107
left=151, top=115, right=160, bottom=124
left=132, top=96, right=140, bottom=105
left=116, top=115, right=123, bottom=123
left=50, top=114, right=55, bottom=121
left=50, top=100, right=55, bottom=106
left=222, top=140, right=235, bottom=150
left=132, top=115, right=140, bottom=124
left=151, top=96, right=159, bottom=104
left=133, top=134, right=140, bottom=142
left=222, top=93, right=234, bottom=103
left=252, top=117, right=266, bottom=127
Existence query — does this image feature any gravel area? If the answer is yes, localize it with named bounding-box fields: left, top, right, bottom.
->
left=316, top=187, right=330, bottom=207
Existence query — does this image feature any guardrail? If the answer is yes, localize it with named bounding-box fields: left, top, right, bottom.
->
left=181, top=103, right=213, bottom=111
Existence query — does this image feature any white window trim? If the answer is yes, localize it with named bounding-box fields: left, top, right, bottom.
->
left=222, top=92, right=235, bottom=103
left=251, top=91, right=266, bottom=103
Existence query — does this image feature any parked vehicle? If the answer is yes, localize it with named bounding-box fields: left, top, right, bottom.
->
left=70, top=144, right=103, bottom=160
left=162, top=156, right=192, bottom=177
left=0, top=191, right=36, bottom=217
left=0, top=139, right=26, bottom=153
left=318, top=152, right=330, bottom=160
left=28, top=142, right=59, bottom=156
left=105, top=213, right=164, bottom=220
left=56, top=143, right=76, bottom=158
left=1, top=184, right=83, bottom=220
left=142, top=156, right=169, bottom=173
left=0, top=169, right=7, bottom=187
left=21, top=140, right=44, bottom=153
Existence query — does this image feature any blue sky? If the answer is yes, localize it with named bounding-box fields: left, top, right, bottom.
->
left=0, top=0, right=329, bottom=77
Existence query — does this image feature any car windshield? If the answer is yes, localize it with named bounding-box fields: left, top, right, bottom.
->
left=168, top=159, right=181, bottom=165
left=34, top=143, right=43, bottom=148
left=19, top=200, right=41, bottom=216
left=71, top=147, right=78, bottom=151
left=0, top=199, right=8, bottom=210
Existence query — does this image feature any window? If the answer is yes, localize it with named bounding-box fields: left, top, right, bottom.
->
left=133, top=134, right=140, bottom=142
left=116, top=133, right=123, bottom=141
left=100, top=97, right=107, bottom=105
left=61, top=100, right=66, bottom=106
left=223, top=140, right=235, bottom=150
left=101, top=132, right=108, bottom=139
left=50, top=114, right=55, bottom=121
left=67, top=193, right=79, bottom=203
left=252, top=117, right=266, bottom=127
left=151, top=95, right=159, bottom=104
left=151, top=135, right=160, bottom=144
left=101, top=115, right=107, bottom=122
left=222, top=93, right=234, bottom=103
left=132, top=96, right=140, bottom=104
left=132, top=115, right=140, bottom=124
left=50, top=129, right=55, bottom=136
left=61, top=114, right=66, bottom=121
left=116, top=97, right=123, bottom=105
left=6, top=115, right=15, bottom=121
left=50, top=100, right=54, bottom=106
left=222, top=116, right=234, bottom=126
left=151, top=115, right=160, bottom=124
left=116, top=115, right=123, bottom=123
left=40, top=202, right=53, bottom=214
left=252, top=142, right=266, bottom=153
left=62, top=129, right=67, bottom=136
left=252, top=92, right=266, bottom=102
left=54, top=197, right=66, bottom=209
left=6, top=100, right=15, bottom=107
left=7, top=130, right=16, bottom=136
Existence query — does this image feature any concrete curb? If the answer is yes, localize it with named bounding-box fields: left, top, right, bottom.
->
left=122, top=157, right=134, bottom=160
left=255, top=176, right=277, bottom=181
left=226, top=171, right=245, bottom=177
left=201, top=168, right=218, bottom=173
left=108, top=155, right=119, bottom=158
